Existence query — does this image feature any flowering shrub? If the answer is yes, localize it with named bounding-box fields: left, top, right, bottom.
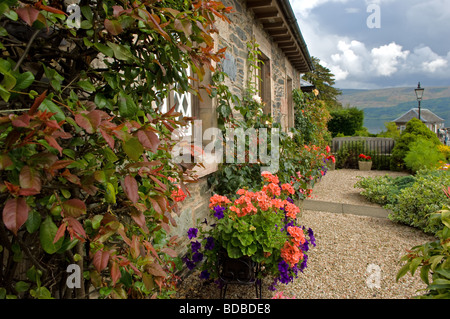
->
left=359, top=154, right=372, bottom=162
left=183, top=171, right=315, bottom=291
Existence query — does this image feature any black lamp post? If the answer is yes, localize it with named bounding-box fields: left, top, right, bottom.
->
left=414, top=82, right=424, bottom=121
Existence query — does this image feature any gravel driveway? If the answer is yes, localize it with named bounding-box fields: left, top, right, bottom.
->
left=176, top=169, right=436, bottom=299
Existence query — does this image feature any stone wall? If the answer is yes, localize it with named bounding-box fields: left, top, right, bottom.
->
left=170, top=176, right=212, bottom=257
left=173, top=0, right=304, bottom=260
left=215, top=0, right=301, bottom=131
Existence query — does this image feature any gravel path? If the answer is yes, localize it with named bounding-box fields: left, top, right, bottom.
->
left=176, top=169, right=436, bottom=299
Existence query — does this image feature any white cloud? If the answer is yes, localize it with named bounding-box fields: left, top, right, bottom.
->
left=290, top=0, right=450, bottom=88
left=370, top=42, right=409, bottom=76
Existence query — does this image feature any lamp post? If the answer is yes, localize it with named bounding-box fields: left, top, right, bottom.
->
left=414, top=82, right=424, bottom=121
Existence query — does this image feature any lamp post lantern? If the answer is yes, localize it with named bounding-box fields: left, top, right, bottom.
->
left=414, top=82, right=424, bottom=121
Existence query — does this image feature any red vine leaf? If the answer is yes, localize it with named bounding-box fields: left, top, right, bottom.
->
left=93, top=249, right=110, bottom=272
left=66, top=217, right=86, bottom=242
left=122, top=175, right=139, bottom=204
left=130, top=211, right=149, bottom=234
left=137, top=129, right=160, bottom=153
left=2, top=197, right=30, bottom=235
left=110, top=260, right=121, bottom=285
left=0, top=153, right=13, bottom=170
left=62, top=199, right=86, bottom=218
left=53, top=222, right=67, bottom=244
left=104, top=19, right=123, bottom=35
left=147, top=262, right=166, bottom=277
left=16, top=6, right=40, bottom=26
left=19, top=165, right=41, bottom=193
left=28, top=90, right=47, bottom=116
left=44, top=135, right=63, bottom=155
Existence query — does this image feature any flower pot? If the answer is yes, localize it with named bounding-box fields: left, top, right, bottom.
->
left=218, top=250, right=261, bottom=299
left=358, top=161, right=372, bottom=171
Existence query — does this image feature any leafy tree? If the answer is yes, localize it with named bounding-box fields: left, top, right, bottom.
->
left=327, top=107, right=364, bottom=137
left=378, top=122, right=401, bottom=140
left=404, top=138, right=445, bottom=172
left=302, top=57, right=342, bottom=110
left=390, top=118, right=441, bottom=171
left=0, top=0, right=231, bottom=299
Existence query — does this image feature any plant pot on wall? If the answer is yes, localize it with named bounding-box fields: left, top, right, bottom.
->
left=358, top=161, right=372, bottom=171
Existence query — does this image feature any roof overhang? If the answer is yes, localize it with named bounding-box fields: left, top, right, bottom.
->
left=245, top=0, right=313, bottom=73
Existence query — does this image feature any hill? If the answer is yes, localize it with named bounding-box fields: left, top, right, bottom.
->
left=338, top=86, right=450, bottom=133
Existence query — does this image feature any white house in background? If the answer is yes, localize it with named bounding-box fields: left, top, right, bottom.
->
left=393, top=108, right=445, bottom=134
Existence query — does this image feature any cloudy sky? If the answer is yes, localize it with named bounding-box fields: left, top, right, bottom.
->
left=290, top=0, right=450, bottom=89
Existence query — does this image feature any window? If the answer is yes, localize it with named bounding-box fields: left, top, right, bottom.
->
left=157, top=67, right=193, bottom=136
left=257, top=53, right=271, bottom=115
left=286, top=77, right=293, bottom=131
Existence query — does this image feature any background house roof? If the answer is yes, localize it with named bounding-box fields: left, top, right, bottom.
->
left=393, top=108, right=445, bottom=124
left=245, top=0, right=313, bottom=73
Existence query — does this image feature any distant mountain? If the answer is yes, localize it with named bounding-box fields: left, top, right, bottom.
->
left=338, top=86, right=450, bottom=133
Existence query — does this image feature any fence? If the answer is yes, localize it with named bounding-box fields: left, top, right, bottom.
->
left=331, top=137, right=395, bottom=170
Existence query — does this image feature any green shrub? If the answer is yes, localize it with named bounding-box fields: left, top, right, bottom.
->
left=404, top=138, right=445, bottom=172
left=386, top=169, right=450, bottom=235
left=390, top=118, right=441, bottom=171
left=355, top=175, right=415, bottom=206
left=396, top=200, right=450, bottom=299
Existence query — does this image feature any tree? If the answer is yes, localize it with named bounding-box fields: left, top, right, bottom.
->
left=327, top=107, right=364, bottom=137
left=302, top=57, right=342, bottom=110
left=390, top=118, right=441, bottom=171
left=0, top=0, right=231, bottom=299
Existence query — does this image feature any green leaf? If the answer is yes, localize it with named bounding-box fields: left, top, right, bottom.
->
left=105, top=182, right=117, bottom=204
left=420, top=264, right=430, bottom=285
left=0, top=84, right=10, bottom=102
left=25, top=210, right=41, bottom=233
left=81, top=5, right=93, bottom=22
left=441, top=210, right=450, bottom=228
left=430, top=255, right=445, bottom=271
left=103, top=147, right=118, bottom=162
left=107, top=41, right=135, bottom=62
left=410, top=257, right=423, bottom=276
left=30, top=286, right=53, bottom=299
left=91, top=215, right=103, bottom=229
left=123, top=137, right=143, bottom=161
left=118, top=91, right=138, bottom=118
left=77, top=80, right=96, bottom=92
left=39, top=216, right=64, bottom=254
left=435, top=269, right=450, bottom=280
left=15, top=281, right=30, bottom=293
left=94, top=42, right=114, bottom=57
left=38, top=97, right=65, bottom=122
left=13, top=71, right=34, bottom=91
left=396, top=262, right=411, bottom=282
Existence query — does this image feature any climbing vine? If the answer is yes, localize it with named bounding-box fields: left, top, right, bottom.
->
left=0, top=0, right=231, bottom=299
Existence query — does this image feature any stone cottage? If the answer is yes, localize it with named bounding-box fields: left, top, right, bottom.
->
left=169, top=0, right=313, bottom=255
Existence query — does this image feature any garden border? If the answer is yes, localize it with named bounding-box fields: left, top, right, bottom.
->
left=304, top=199, right=391, bottom=219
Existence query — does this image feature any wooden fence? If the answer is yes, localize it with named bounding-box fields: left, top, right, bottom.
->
left=331, top=137, right=395, bottom=170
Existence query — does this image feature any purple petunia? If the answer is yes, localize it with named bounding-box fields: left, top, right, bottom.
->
left=192, top=252, right=203, bottom=263
left=205, top=236, right=215, bottom=250
left=199, top=270, right=210, bottom=280
left=307, top=228, right=316, bottom=247
left=188, top=227, right=198, bottom=240
left=299, top=254, right=308, bottom=272
left=191, top=241, right=201, bottom=253
left=182, top=257, right=196, bottom=270
left=213, top=205, right=225, bottom=219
